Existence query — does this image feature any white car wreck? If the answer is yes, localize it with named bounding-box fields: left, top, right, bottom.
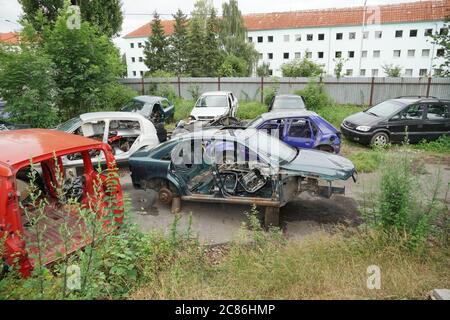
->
left=190, top=91, right=239, bottom=121
left=56, top=112, right=159, bottom=167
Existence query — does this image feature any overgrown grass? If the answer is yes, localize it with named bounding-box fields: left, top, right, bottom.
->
left=237, top=101, right=268, bottom=120
left=414, top=136, right=450, bottom=154
left=348, top=149, right=384, bottom=173
left=316, top=104, right=366, bottom=128
left=173, top=99, right=194, bottom=122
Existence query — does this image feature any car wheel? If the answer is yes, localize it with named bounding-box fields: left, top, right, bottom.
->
left=370, top=132, right=389, bottom=147
left=316, top=145, right=334, bottom=153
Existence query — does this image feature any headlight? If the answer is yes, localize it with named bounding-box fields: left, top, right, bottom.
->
left=356, top=126, right=371, bottom=132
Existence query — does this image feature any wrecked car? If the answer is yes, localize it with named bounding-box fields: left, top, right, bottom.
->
left=121, top=95, right=175, bottom=123
left=172, top=114, right=243, bottom=138
left=247, top=111, right=342, bottom=153
left=190, top=91, right=239, bottom=121
left=0, top=129, right=123, bottom=276
left=129, top=128, right=355, bottom=226
left=268, top=94, right=307, bottom=112
left=56, top=112, right=160, bottom=167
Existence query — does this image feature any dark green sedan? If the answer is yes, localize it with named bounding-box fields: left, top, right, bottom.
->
left=129, top=128, right=356, bottom=226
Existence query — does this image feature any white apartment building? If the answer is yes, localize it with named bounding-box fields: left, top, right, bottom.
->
left=123, top=0, right=449, bottom=78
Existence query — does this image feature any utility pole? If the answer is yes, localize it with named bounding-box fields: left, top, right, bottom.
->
left=358, top=0, right=368, bottom=75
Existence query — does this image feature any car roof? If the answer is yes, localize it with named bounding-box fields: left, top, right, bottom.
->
left=260, top=110, right=318, bottom=120
left=275, top=94, right=303, bottom=99
left=200, top=91, right=231, bottom=96
left=133, top=95, right=165, bottom=103
left=80, top=111, right=148, bottom=122
left=0, top=129, right=105, bottom=169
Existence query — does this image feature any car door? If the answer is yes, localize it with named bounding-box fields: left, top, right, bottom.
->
left=283, top=118, right=315, bottom=149
left=229, top=93, right=238, bottom=117
left=258, top=119, right=285, bottom=140
left=387, top=104, right=426, bottom=143
left=161, top=98, right=174, bottom=121
left=422, top=103, right=450, bottom=141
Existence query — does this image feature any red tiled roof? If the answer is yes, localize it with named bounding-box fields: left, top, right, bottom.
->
left=0, top=32, right=19, bottom=45
left=124, top=0, right=450, bottom=38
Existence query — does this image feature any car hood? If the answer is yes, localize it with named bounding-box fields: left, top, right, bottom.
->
left=343, top=111, right=380, bottom=126
left=190, top=107, right=229, bottom=119
left=280, top=149, right=355, bottom=181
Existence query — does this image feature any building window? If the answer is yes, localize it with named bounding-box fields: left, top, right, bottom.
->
left=437, top=49, right=445, bottom=57
left=269, top=69, right=273, bottom=76
left=419, top=69, right=428, bottom=76
left=336, top=32, right=343, bottom=40
left=395, top=30, right=403, bottom=38
left=360, top=69, right=366, bottom=76
left=393, top=50, right=401, bottom=58
left=375, top=31, right=382, bottom=39
left=373, top=50, right=380, bottom=58
left=132, top=71, right=137, bottom=76
left=422, top=49, right=430, bottom=57
left=409, top=29, right=417, bottom=37
left=405, top=69, right=413, bottom=76
left=131, top=57, right=136, bottom=63
left=259, top=53, right=263, bottom=59
left=307, top=34, right=313, bottom=41
left=130, top=43, right=134, bottom=48
left=348, top=51, right=355, bottom=58
left=346, top=69, right=353, bottom=76
left=349, top=32, right=356, bottom=39
left=318, top=52, right=324, bottom=59
left=439, top=28, right=448, bottom=35
left=248, top=36, right=253, bottom=42
left=295, top=34, right=301, bottom=41
left=268, top=36, right=273, bottom=42
left=294, top=52, right=301, bottom=59
left=424, top=28, right=433, bottom=36
left=284, top=52, right=289, bottom=59
left=284, top=35, right=290, bottom=42
left=258, top=36, right=263, bottom=43
left=335, top=51, right=342, bottom=58
left=268, top=53, right=273, bottom=59
left=306, top=51, right=312, bottom=58
left=407, top=50, right=415, bottom=57
left=361, top=50, right=368, bottom=58
left=372, top=69, right=379, bottom=76
left=139, top=57, right=143, bottom=62
left=318, top=33, right=325, bottom=40
left=362, top=31, right=369, bottom=39
left=138, top=42, right=143, bottom=48
left=140, top=71, right=144, bottom=76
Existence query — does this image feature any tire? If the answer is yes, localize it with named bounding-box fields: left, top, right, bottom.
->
left=370, top=132, right=389, bottom=147
left=316, top=145, right=334, bottom=153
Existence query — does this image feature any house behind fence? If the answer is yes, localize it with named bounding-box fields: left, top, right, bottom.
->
left=119, top=77, right=450, bottom=106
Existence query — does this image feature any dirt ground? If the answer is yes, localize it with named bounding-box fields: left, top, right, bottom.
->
left=123, top=154, right=449, bottom=245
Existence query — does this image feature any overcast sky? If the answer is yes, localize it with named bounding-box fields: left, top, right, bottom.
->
left=0, top=0, right=421, bottom=52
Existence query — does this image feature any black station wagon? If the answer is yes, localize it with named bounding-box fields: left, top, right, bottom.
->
left=341, top=96, right=450, bottom=147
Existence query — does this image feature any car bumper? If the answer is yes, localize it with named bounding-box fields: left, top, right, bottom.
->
left=340, top=125, right=373, bottom=145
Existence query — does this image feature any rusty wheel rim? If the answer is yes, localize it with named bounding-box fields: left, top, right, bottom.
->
left=159, top=187, right=173, bottom=205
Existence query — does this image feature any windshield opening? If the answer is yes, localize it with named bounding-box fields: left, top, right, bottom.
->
left=273, top=97, right=305, bottom=109
left=56, top=117, right=81, bottom=131
left=196, top=95, right=228, bottom=108
left=365, top=100, right=405, bottom=118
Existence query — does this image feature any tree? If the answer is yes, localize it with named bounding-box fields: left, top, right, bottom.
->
left=333, top=57, right=348, bottom=79
left=281, top=55, right=324, bottom=77
left=430, top=21, right=450, bottom=77
left=186, top=17, right=205, bottom=77
left=143, top=12, right=170, bottom=75
left=19, top=0, right=123, bottom=37
left=0, top=46, right=58, bottom=127
left=219, top=0, right=259, bottom=75
left=256, top=62, right=271, bottom=77
left=382, top=64, right=402, bottom=77
left=169, top=9, right=188, bottom=75
left=203, top=9, right=222, bottom=76
left=218, top=55, right=248, bottom=77
left=43, top=6, right=124, bottom=119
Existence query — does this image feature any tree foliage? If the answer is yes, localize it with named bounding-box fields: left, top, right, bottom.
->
left=430, top=22, right=450, bottom=77
left=143, top=12, right=170, bottom=75
left=333, top=57, right=348, bottom=79
left=169, top=9, right=188, bottom=75
left=18, top=0, right=123, bottom=37
left=256, top=62, right=271, bottom=77
left=281, top=56, right=324, bottom=77
left=382, top=64, right=402, bottom=77
left=219, top=55, right=248, bottom=77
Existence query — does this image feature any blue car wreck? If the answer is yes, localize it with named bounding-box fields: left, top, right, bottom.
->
left=246, top=111, right=341, bottom=154
left=129, top=128, right=355, bottom=226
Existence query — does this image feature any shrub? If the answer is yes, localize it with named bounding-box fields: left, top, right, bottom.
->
left=218, top=55, right=248, bottom=77
left=281, top=55, right=324, bottom=77
left=295, top=81, right=333, bottom=111
left=174, top=98, right=194, bottom=122
left=97, top=84, right=138, bottom=111
left=415, top=135, right=450, bottom=154
left=237, top=101, right=268, bottom=120
left=348, top=150, right=384, bottom=173
left=263, top=80, right=280, bottom=106
left=187, top=84, right=201, bottom=101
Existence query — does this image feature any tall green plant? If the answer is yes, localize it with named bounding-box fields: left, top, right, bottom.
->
left=144, top=12, right=170, bottom=75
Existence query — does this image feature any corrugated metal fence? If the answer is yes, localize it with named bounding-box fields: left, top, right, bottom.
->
left=119, top=77, right=450, bottom=105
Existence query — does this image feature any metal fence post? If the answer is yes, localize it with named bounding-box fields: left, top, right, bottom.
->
left=141, top=76, right=145, bottom=95
left=369, top=77, right=375, bottom=106
left=177, top=76, right=181, bottom=98
left=426, top=77, right=432, bottom=97
left=260, top=76, right=264, bottom=103
left=218, top=76, right=221, bottom=91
